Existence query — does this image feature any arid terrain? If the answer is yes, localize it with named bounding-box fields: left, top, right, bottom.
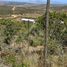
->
left=0, top=1, right=67, bottom=67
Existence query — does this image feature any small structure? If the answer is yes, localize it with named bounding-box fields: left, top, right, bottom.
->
left=21, top=18, right=35, bottom=23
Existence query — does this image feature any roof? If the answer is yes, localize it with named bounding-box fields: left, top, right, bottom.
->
left=21, top=18, right=35, bottom=23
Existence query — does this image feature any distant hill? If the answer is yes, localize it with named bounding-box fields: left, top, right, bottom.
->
left=0, top=1, right=26, bottom=5
left=0, top=1, right=67, bottom=7
left=0, top=1, right=39, bottom=6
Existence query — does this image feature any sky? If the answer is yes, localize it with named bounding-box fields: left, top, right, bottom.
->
left=1, top=0, right=67, bottom=4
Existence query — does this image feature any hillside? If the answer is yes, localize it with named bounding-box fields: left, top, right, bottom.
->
left=0, top=12, right=67, bottom=67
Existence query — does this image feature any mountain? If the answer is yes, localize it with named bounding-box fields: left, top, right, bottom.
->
left=0, top=1, right=67, bottom=7
left=0, top=1, right=32, bottom=5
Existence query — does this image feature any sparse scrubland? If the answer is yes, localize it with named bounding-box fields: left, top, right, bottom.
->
left=0, top=11, right=67, bottom=67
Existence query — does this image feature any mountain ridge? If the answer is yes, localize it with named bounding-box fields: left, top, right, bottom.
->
left=0, top=1, right=67, bottom=7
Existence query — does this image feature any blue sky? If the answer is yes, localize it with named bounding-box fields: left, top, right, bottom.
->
left=2, top=0, right=67, bottom=4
